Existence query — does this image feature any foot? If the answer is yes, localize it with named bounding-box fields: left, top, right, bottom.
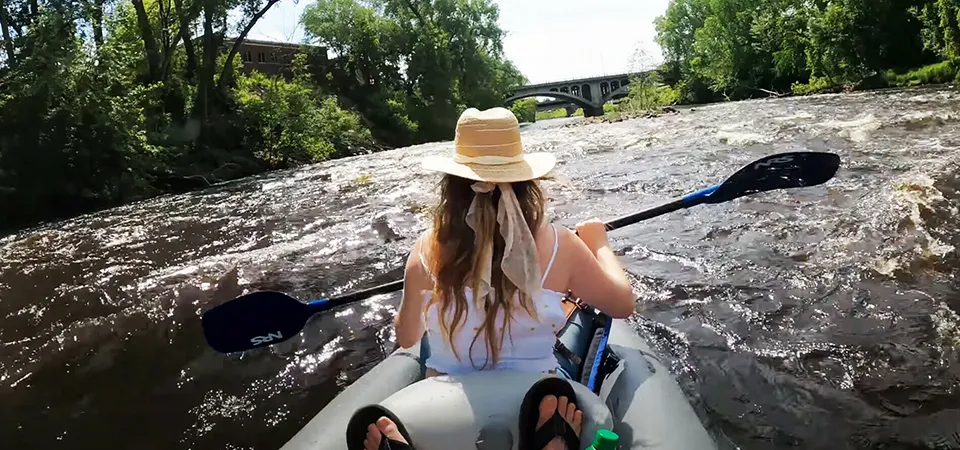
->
left=536, top=395, right=583, bottom=450
left=363, top=417, right=408, bottom=450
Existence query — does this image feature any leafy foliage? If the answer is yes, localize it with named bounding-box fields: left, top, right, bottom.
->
left=536, top=108, right=571, bottom=120
left=654, top=0, right=948, bottom=103
left=234, top=55, right=372, bottom=165
left=618, top=72, right=679, bottom=114
left=509, top=98, right=537, bottom=123
left=0, top=0, right=523, bottom=232
left=300, top=0, right=525, bottom=142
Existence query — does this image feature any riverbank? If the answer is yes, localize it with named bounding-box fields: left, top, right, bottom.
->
left=794, top=60, right=959, bottom=95
left=533, top=59, right=959, bottom=128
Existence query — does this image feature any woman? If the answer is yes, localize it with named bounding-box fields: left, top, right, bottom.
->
left=395, top=107, right=635, bottom=374
left=352, top=107, right=634, bottom=450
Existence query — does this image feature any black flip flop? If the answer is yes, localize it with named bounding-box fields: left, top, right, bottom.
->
left=346, top=404, right=417, bottom=450
left=518, top=376, right=581, bottom=450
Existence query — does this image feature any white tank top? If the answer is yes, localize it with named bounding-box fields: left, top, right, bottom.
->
left=419, top=225, right=566, bottom=374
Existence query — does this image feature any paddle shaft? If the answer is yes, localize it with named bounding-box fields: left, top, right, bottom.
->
left=603, top=184, right=718, bottom=230
left=202, top=151, right=840, bottom=353
left=604, top=198, right=686, bottom=230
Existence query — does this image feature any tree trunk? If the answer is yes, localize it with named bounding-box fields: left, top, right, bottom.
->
left=173, top=0, right=198, bottom=80
left=214, top=0, right=282, bottom=93
left=92, top=0, right=104, bottom=48
left=192, top=0, right=217, bottom=139
left=400, top=0, right=427, bottom=28
left=0, top=0, right=15, bottom=65
left=161, top=33, right=183, bottom=80
left=131, top=0, right=162, bottom=82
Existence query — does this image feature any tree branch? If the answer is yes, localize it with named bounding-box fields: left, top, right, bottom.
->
left=131, top=0, right=163, bottom=82
left=0, top=0, right=15, bottom=65
left=172, top=0, right=198, bottom=81
left=400, top=0, right=427, bottom=28
left=753, top=86, right=788, bottom=97
left=215, top=0, right=283, bottom=93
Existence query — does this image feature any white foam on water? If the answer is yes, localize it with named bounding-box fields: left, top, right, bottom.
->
left=819, top=113, right=882, bottom=142
left=774, top=111, right=815, bottom=122
left=932, top=302, right=960, bottom=348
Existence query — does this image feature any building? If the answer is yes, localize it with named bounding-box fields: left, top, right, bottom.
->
left=226, top=38, right=328, bottom=78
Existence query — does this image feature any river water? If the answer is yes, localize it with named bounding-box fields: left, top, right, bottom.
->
left=3, top=86, right=960, bottom=449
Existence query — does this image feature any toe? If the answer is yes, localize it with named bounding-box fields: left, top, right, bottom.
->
left=559, top=397, right=581, bottom=439
left=571, top=410, right=583, bottom=437
left=377, top=417, right=407, bottom=445
left=565, top=400, right=577, bottom=422
left=537, top=395, right=559, bottom=429
left=556, top=396, right=569, bottom=419
left=364, top=423, right=381, bottom=450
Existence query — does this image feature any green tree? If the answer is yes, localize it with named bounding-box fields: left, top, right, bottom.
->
left=301, top=0, right=526, bottom=144
left=0, top=0, right=379, bottom=232
left=654, top=0, right=943, bottom=101
left=509, top=98, right=537, bottom=123
left=912, top=0, right=960, bottom=59
left=0, top=0, right=527, bottom=232
left=804, top=0, right=930, bottom=83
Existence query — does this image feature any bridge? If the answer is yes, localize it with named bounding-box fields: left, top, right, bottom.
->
left=505, top=72, right=649, bottom=117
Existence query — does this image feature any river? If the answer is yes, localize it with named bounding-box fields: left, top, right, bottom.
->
left=2, top=86, right=960, bottom=449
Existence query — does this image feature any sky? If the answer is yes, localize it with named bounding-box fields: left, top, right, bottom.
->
left=245, top=0, right=672, bottom=84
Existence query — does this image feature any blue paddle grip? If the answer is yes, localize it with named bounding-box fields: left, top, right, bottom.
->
left=681, top=184, right=719, bottom=206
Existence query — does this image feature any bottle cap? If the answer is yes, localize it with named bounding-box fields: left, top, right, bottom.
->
left=591, top=428, right=619, bottom=450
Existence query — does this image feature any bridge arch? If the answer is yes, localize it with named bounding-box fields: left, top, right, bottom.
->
left=581, top=84, right=592, bottom=101
left=601, top=84, right=631, bottom=104
left=505, top=91, right=601, bottom=113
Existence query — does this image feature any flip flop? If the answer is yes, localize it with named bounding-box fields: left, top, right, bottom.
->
left=346, top=404, right=416, bottom=450
left=518, top=376, right=581, bottom=450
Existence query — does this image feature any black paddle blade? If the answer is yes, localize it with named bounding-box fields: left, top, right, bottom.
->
left=201, top=291, right=310, bottom=353
left=704, top=151, right=840, bottom=204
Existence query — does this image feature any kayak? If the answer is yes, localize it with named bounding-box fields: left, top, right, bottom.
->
left=279, top=295, right=718, bottom=450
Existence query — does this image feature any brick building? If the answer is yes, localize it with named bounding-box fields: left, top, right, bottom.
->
left=226, top=38, right=328, bottom=78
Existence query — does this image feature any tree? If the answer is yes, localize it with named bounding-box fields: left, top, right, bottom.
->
left=301, top=0, right=526, bottom=144
left=653, top=0, right=942, bottom=101
left=0, top=0, right=376, bottom=233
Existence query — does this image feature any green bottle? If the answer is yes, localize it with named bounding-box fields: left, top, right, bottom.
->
left=586, top=428, right=619, bottom=450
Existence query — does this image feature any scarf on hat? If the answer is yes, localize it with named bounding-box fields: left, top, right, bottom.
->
left=465, top=181, right=542, bottom=305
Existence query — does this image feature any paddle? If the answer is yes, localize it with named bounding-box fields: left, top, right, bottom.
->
left=202, top=151, right=841, bottom=353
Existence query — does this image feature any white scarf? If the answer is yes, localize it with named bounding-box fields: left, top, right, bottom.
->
left=464, top=181, right=542, bottom=304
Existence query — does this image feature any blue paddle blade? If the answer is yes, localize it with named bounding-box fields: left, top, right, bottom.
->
left=683, top=151, right=841, bottom=206
left=202, top=291, right=313, bottom=353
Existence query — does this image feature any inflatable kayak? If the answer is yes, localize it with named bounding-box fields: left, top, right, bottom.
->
left=280, top=296, right=718, bottom=450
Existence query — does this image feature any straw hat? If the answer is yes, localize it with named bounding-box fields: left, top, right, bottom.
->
left=422, top=107, right=556, bottom=183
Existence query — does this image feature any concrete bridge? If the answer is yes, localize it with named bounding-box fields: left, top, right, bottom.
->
left=505, top=72, right=649, bottom=117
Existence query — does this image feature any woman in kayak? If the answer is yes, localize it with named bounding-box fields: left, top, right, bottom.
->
left=398, top=106, right=634, bottom=375
left=353, top=106, right=633, bottom=450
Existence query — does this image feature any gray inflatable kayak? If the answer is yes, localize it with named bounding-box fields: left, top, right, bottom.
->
left=280, top=299, right=717, bottom=450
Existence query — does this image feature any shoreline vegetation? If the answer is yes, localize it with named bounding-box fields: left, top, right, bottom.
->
left=529, top=0, right=960, bottom=125
left=3, top=0, right=960, bottom=234
left=528, top=57, right=958, bottom=126
left=0, top=0, right=524, bottom=233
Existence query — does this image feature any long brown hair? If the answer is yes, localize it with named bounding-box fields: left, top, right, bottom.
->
left=426, top=174, right=547, bottom=369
